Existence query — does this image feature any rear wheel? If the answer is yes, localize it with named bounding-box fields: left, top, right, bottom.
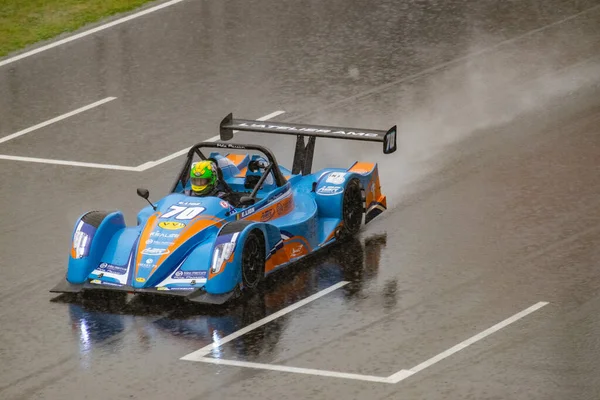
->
left=341, top=178, right=363, bottom=236
left=241, top=230, right=265, bottom=290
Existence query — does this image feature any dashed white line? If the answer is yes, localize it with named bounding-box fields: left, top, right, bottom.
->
left=0, top=97, right=117, bottom=145
left=181, top=280, right=348, bottom=360
left=136, top=110, right=285, bottom=171
left=0, top=0, right=187, bottom=68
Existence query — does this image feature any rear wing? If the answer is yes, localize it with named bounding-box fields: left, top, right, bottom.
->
left=219, top=113, right=397, bottom=175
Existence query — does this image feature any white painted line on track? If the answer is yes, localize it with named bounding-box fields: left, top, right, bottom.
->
left=181, top=280, right=348, bottom=360
left=0, top=154, right=140, bottom=171
left=0, top=97, right=117, bottom=145
left=0, top=109, right=285, bottom=172
left=136, top=110, right=286, bottom=171
left=182, top=300, right=548, bottom=384
left=386, top=301, right=550, bottom=383
left=193, top=357, right=393, bottom=383
left=243, top=110, right=287, bottom=125
left=0, top=0, right=187, bottom=68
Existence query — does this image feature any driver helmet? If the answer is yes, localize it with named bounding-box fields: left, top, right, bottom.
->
left=190, top=160, right=217, bottom=195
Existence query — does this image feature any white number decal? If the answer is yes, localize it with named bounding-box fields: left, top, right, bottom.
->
left=386, top=129, right=396, bottom=152
left=161, top=206, right=205, bottom=220
left=326, top=172, right=346, bottom=184
left=177, top=207, right=204, bottom=220
left=161, top=206, right=185, bottom=218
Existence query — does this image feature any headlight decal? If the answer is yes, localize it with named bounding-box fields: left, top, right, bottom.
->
left=72, top=220, right=96, bottom=259
left=210, top=232, right=239, bottom=275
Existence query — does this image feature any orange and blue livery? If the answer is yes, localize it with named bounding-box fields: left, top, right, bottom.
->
left=50, top=113, right=397, bottom=305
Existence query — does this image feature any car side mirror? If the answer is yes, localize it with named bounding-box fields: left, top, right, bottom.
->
left=137, top=188, right=156, bottom=210
left=137, top=188, right=150, bottom=199
left=239, top=196, right=255, bottom=207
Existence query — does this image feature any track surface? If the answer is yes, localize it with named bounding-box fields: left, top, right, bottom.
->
left=1, top=0, right=600, bottom=399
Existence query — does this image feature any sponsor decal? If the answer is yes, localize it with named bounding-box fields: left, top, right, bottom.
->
left=267, top=188, right=289, bottom=203
left=177, top=201, right=202, bottom=206
left=156, top=287, right=169, bottom=291
left=220, top=200, right=230, bottom=208
left=99, top=281, right=123, bottom=287
left=369, top=181, right=376, bottom=201
left=141, top=248, right=170, bottom=256
left=240, top=207, right=255, bottom=218
left=280, top=197, right=293, bottom=213
left=97, top=262, right=127, bottom=275
left=260, top=209, right=274, bottom=222
left=235, top=123, right=379, bottom=137
left=317, top=185, right=344, bottom=195
left=90, top=279, right=122, bottom=287
left=291, top=245, right=304, bottom=257
left=236, top=122, right=329, bottom=133
left=158, top=221, right=186, bottom=230
left=332, top=130, right=378, bottom=137
left=145, top=239, right=172, bottom=246
left=150, top=232, right=179, bottom=239
left=145, top=258, right=153, bottom=264
left=168, top=287, right=196, bottom=291
left=325, top=172, right=346, bottom=184
left=138, top=263, right=153, bottom=269
left=136, top=277, right=146, bottom=283
left=216, top=143, right=246, bottom=149
left=172, top=270, right=208, bottom=279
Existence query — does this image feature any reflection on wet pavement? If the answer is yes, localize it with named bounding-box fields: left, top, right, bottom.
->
left=57, top=234, right=389, bottom=361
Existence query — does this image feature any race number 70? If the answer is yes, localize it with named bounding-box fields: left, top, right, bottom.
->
left=160, top=206, right=205, bottom=220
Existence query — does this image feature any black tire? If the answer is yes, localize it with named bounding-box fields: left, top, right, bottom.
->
left=341, top=178, right=363, bottom=236
left=241, top=230, right=265, bottom=290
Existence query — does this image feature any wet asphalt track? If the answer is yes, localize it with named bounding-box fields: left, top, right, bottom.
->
left=1, top=0, right=600, bottom=399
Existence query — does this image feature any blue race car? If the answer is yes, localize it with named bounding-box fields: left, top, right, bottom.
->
left=50, top=113, right=397, bottom=304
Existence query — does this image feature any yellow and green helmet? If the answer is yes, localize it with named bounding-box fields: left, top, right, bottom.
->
left=190, top=160, right=217, bottom=195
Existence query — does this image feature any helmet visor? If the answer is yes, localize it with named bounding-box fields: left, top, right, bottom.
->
left=191, top=177, right=210, bottom=187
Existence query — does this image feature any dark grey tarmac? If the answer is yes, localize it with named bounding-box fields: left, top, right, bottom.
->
left=1, top=0, right=600, bottom=399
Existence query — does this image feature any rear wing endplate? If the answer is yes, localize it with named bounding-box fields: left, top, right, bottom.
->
left=219, top=113, right=396, bottom=175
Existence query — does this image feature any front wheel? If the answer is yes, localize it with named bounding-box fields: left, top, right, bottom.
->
left=241, top=230, right=265, bottom=290
left=341, top=178, right=363, bottom=236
